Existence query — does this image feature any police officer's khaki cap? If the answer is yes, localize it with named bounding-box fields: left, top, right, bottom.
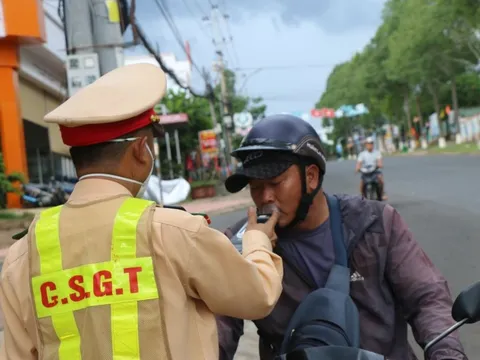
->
left=44, top=63, right=167, bottom=147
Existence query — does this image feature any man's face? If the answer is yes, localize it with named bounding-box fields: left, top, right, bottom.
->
left=366, top=142, right=374, bottom=151
left=249, top=165, right=301, bottom=227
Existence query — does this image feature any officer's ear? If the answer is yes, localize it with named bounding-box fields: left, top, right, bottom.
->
left=131, top=136, right=150, bottom=165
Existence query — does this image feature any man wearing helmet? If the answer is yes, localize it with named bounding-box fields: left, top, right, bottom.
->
left=355, top=136, right=387, bottom=200
left=217, top=114, right=466, bottom=360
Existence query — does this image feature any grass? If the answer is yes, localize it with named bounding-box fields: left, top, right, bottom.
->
left=0, top=211, right=34, bottom=220
left=387, top=141, right=480, bottom=156
left=426, top=142, right=480, bottom=155
left=190, top=179, right=218, bottom=189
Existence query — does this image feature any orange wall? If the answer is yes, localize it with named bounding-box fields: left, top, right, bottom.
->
left=2, top=0, right=46, bottom=43
left=0, top=0, right=46, bottom=207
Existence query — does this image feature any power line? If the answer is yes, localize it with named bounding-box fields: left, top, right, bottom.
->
left=233, top=64, right=337, bottom=71
left=130, top=16, right=212, bottom=99
left=179, top=0, right=210, bottom=40
left=151, top=0, right=207, bottom=82
left=219, top=7, right=241, bottom=68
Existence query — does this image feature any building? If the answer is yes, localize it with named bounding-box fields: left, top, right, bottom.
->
left=2, top=2, right=191, bottom=208
left=124, top=50, right=192, bottom=94
left=1, top=0, right=75, bottom=193
left=18, top=3, right=76, bottom=184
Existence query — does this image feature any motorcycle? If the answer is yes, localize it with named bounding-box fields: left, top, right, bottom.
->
left=21, top=178, right=72, bottom=208
left=359, top=165, right=382, bottom=201
left=274, top=280, right=480, bottom=359
left=227, top=218, right=480, bottom=359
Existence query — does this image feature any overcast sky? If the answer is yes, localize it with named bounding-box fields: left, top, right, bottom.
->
left=125, top=0, right=387, bottom=115
left=43, top=0, right=386, bottom=115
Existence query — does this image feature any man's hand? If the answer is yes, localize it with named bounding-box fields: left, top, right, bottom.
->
left=246, top=207, right=279, bottom=245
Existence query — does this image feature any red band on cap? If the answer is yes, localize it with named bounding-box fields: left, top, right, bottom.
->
left=60, top=109, right=158, bottom=147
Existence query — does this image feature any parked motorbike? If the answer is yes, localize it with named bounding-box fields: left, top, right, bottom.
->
left=359, top=165, right=382, bottom=201
left=22, top=177, right=73, bottom=208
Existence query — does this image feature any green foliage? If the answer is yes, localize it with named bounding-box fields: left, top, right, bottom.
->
left=317, top=0, right=480, bottom=143
left=216, top=69, right=268, bottom=120
left=160, top=90, right=213, bottom=152
left=156, top=70, right=267, bottom=179
left=0, top=152, right=26, bottom=209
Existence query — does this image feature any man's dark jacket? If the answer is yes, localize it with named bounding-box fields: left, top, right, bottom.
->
left=216, top=194, right=467, bottom=360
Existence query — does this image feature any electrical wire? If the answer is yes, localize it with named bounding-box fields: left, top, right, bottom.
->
left=219, top=9, right=241, bottom=68
left=152, top=0, right=208, bottom=83
left=57, top=0, right=70, bottom=55
left=131, top=19, right=214, bottom=100
left=233, top=64, right=338, bottom=71
left=180, top=0, right=211, bottom=40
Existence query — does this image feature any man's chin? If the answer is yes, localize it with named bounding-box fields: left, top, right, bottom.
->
left=275, top=221, right=290, bottom=231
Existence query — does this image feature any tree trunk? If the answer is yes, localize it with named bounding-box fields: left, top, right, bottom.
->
left=415, top=95, right=423, bottom=128
left=404, top=89, right=412, bottom=136
left=427, top=81, right=444, bottom=137
left=451, top=76, right=460, bottom=134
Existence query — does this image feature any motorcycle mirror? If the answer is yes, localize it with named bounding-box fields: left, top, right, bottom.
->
left=424, top=281, right=480, bottom=357
left=452, top=281, right=480, bottom=323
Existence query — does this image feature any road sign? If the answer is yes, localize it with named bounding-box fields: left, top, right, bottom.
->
left=159, top=113, right=189, bottom=125
left=198, top=130, right=219, bottom=154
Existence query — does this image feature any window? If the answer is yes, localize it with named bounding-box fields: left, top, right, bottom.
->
left=23, top=120, right=52, bottom=184
left=53, top=153, right=76, bottom=180
left=71, top=76, right=82, bottom=88
left=85, top=75, right=97, bottom=85
left=84, top=57, right=96, bottom=69
left=69, top=58, right=80, bottom=70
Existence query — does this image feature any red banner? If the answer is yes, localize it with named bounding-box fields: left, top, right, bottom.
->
left=311, top=108, right=335, bottom=118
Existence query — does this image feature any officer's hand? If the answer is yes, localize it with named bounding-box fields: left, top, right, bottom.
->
left=245, top=207, right=280, bottom=244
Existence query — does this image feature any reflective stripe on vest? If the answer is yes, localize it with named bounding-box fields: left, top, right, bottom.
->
left=31, top=198, right=159, bottom=359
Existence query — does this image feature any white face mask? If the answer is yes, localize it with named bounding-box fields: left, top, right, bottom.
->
left=79, top=138, right=155, bottom=199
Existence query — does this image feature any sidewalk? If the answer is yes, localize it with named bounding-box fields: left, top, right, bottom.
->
left=180, top=189, right=253, bottom=215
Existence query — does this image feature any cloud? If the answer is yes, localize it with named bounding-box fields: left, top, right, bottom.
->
left=117, top=0, right=387, bottom=113
left=139, top=0, right=386, bottom=34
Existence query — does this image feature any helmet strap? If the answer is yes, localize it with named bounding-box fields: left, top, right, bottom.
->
left=285, top=161, right=322, bottom=229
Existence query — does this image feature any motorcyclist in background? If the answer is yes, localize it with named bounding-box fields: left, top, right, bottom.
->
left=355, top=137, right=387, bottom=200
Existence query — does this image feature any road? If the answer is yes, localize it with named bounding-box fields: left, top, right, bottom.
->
left=210, top=154, right=480, bottom=359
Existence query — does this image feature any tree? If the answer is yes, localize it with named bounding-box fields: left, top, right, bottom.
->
left=218, top=69, right=268, bottom=149
left=157, top=90, right=212, bottom=178
left=317, top=0, right=480, bottom=144
left=156, top=69, right=269, bottom=178
left=218, top=69, right=268, bottom=120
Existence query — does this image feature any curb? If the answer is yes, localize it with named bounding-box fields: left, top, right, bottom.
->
left=183, top=198, right=253, bottom=216
left=206, top=201, right=253, bottom=216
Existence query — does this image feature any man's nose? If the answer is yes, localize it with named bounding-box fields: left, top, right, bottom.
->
left=260, top=186, right=276, bottom=204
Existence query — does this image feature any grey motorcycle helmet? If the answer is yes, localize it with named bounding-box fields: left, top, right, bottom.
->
left=225, top=114, right=327, bottom=228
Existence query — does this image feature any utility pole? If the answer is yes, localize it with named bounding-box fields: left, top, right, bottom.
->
left=64, top=0, right=94, bottom=55
left=203, top=73, right=225, bottom=167
left=91, top=0, right=124, bottom=74
left=208, top=5, right=233, bottom=166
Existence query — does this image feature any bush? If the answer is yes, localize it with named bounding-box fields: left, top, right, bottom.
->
left=0, top=152, right=26, bottom=209
left=190, top=179, right=218, bottom=189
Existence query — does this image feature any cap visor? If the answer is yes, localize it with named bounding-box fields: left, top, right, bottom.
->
left=225, top=161, right=293, bottom=193
left=225, top=172, right=249, bottom=193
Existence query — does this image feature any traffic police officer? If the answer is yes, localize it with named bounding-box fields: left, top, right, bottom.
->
left=0, top=63, right=283, bottom=360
